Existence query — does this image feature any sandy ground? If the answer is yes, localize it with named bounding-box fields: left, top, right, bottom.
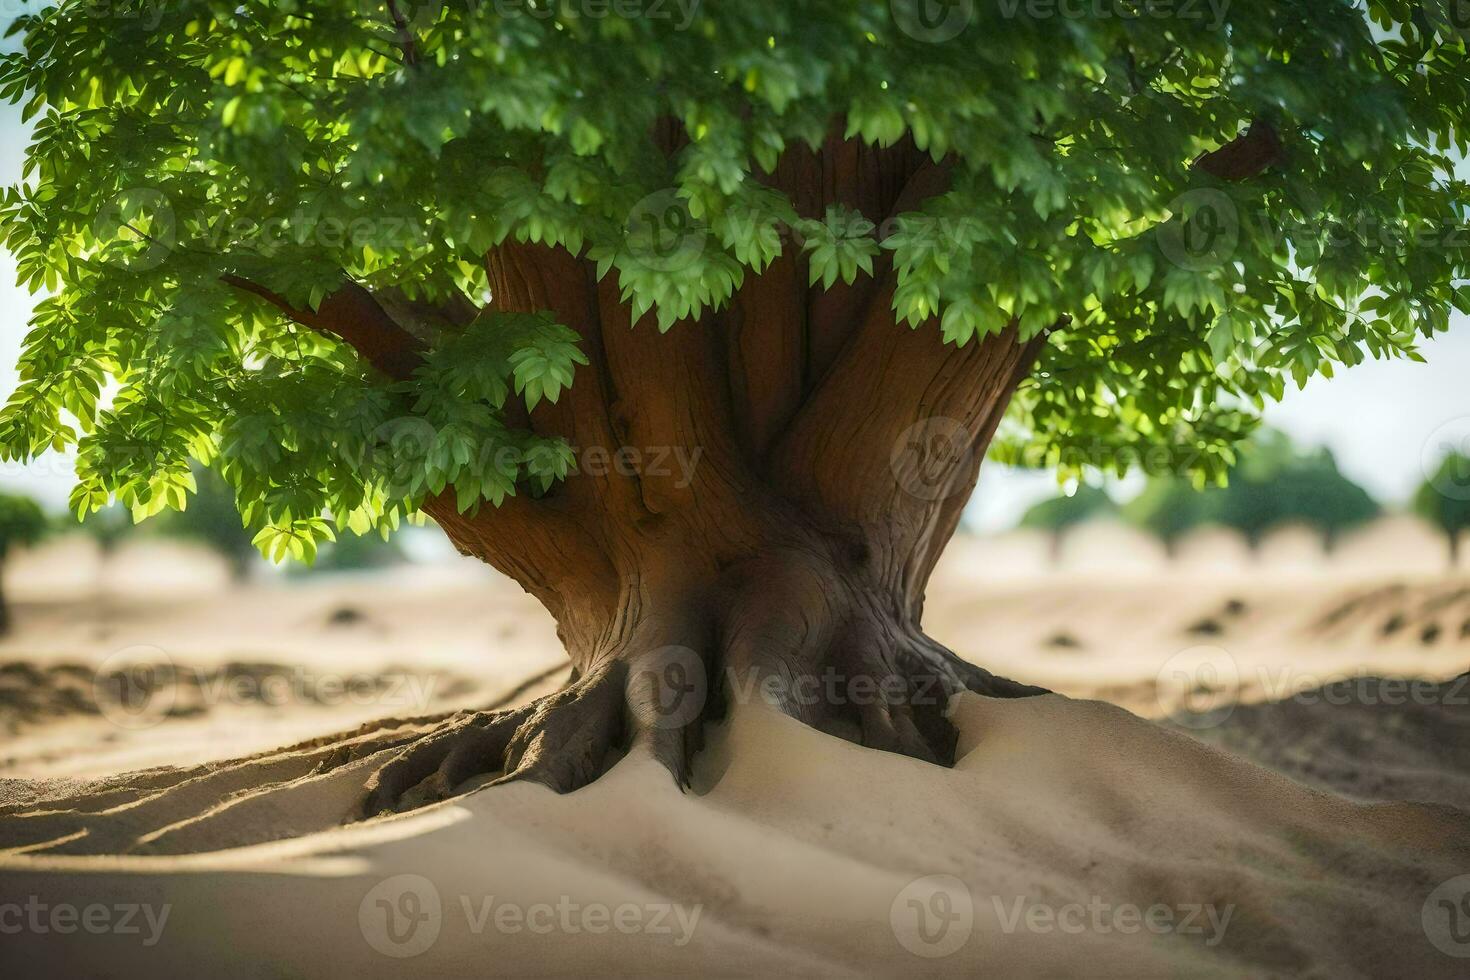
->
left=1, top=523, right=1468, bottom=976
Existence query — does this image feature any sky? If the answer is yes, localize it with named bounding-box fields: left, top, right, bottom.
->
left=0, top=14, right=1466, bottom=531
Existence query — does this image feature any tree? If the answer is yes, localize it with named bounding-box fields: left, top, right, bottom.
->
left=291, top=526, right=405, bottom=574
left=1123, top=431, right=1380, bottom=554
left=1018, top=484, right=1116, bottom=562
left=1, top=3, right=1466, bottom=812
left=1122, top=477, right=1218, bottom=558
left=1211, top=433, right=1379, bottom=551
left=153, top=465, right=258, bottom=579
left=1414, top=454, right=1470, bottom=566
left=0, top=490, right=45, bottom=634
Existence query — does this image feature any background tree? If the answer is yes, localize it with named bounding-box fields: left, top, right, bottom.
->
left=1414, top=454, right=1470, bottom=566
left=1211, top=432, right=1379, bottom=552
left=1122, top=431, right=1380, bottom=555
left=0, top=490, right=45, bottom=634
left=152, top=465, right=257, bottom=580
left=1018, top=484, right=1116, bottom=563
left=1, top=2, right=1467, bottom=812
left=1122, top=476, right=1219, bottom=559
left=290, top=526, right=405, bottom=574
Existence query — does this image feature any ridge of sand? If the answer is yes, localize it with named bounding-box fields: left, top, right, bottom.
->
left=2, top=693, right=1467, bottom=977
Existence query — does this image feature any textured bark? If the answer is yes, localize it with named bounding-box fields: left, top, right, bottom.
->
left=224, top=139, right=1051, bottom=814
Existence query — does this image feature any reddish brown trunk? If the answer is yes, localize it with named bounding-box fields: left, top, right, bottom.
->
left=224, top=136, right=1052, bottom=813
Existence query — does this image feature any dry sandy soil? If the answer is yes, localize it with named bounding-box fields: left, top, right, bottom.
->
left=1, top=522, right=1468, bottom=977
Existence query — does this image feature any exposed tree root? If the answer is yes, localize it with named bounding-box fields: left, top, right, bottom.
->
left=355, top=661, right=628, bottom=817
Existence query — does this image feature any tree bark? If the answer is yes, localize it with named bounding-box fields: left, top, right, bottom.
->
left=224, top=139, right=1051, bottom=816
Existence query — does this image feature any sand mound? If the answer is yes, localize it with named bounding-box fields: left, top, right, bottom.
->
left=1179, top=674, right=1470, bottom=811
left=3, top=693, right=1467, bottom=977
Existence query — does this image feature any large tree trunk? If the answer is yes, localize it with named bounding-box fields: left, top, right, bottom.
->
left=232, top=137, right=1052, bottom=817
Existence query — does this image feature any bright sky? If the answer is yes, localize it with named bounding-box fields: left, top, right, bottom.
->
left=1, top=17, right=1466, bottom=531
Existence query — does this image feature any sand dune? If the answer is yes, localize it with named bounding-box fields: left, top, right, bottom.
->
left=3, top=534, right=1470, bottom=975
left=2, top=694, right=1467, bottom=976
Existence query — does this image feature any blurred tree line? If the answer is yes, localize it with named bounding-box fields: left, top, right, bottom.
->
left=1018, top=430, right=1468, bottom=566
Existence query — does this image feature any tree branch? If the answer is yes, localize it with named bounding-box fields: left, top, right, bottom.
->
left=220, top=274, right=427, bottom=380
left=1194, top=118, right=1284, bottom=181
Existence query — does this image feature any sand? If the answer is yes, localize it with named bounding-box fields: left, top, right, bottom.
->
left=1, top=527, right=1468, bottom=976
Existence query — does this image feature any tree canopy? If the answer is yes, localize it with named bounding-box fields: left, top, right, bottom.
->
left=1, top=2, right=1467, bottom=560
left=1414, top=452, right=1470, bottom=562
left=0, top=489, right=45, bottom=558
left=1122, top=429, right=1379, bottom=550
left=1018, top=483, right=1117, bottom=534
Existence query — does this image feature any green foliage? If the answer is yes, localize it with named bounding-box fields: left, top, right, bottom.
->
left=151, top=464, right=256, bottom=577
left=1123, top=430, right=1380, bottom=550
left=1211, top=432, right=1380, bottom=547
left=1414, top=454, right=1470, bottom=560
left=1018, top=484, right=1116, bottom=534
left=0, top=2, right=1465, bottom=559
left=0, top=490, right=45, bottom=557
left=1121, top=476, right=1219, bottom=553
left=292, top=528, right=405, bottom=574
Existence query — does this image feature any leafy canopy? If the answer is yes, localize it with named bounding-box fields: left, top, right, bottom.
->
left=0, top=1, right=1467, bottom=559
left=0, top=490, right=45, bottom=556
left=1124, top=430, right=1380, bottom=548
left=1414, top=453, right=1470, bottom=549
left=1018, top=484, right=1117, bottom=535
